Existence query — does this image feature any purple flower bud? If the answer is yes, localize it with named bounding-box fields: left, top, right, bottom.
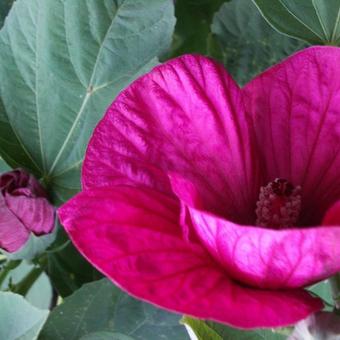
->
left=0, top=169, right=55, bottom=253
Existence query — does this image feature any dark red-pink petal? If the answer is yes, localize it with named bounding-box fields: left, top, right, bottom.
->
left=244, top=46, right=340, bottom=225
left=188, top=206, right=340, bottom=289
left=5, top=194, right=55, bottom=235
left=323, top=200, right=340, bottom=226
left=0, top=195, right=29, bottom=252
left=83, top=54, right=260, bottom=223
left=0, top=169, right=45, bottom=197
left=58, top=186, right=322, bottom=329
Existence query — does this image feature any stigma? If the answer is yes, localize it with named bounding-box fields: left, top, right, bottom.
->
left=255, top=178, right=301, bottom=229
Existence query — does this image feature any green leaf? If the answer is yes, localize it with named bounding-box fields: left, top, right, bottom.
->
left=212, top=0, right=305, bottom=85
left=0, top=156, right=10, bottom=172
left=168, top=0, right=225, bottom=58
left=182, top=317, right=223, bottom=340
left=182, top=317, right=286, bottom=340
left=0, top=0, right=175, bottom=204
left=80, top=332, right=134, bottom=340
left=252, top=0, right=340, bottom=45
left=308, top=279, right=334, bottom=310
left=46, top=227, right=101, bottom=298
left=0, top=291, right=49, bottom=340
left=39, top=278, right=186, bottom=340
left=0, top=0, right=13, bottom=28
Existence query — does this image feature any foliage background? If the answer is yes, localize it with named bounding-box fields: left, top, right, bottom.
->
left=0, top=0, right=338, bottom=339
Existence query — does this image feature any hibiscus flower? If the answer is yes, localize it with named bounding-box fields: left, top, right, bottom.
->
left=59, top=46, right=340, bottom=329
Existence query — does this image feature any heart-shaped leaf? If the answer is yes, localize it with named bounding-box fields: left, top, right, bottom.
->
left=0, top=0, right=175, bottom=204
left=0, top=292, right=49, bottom=340
left=252, top=0, right=340, bottom=45
left=39, top=278, right=186, bottom=340
left=212, top=0, right=304, bottom=85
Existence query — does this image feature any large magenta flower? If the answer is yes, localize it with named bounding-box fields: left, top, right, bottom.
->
left=0, top=169, right=55, bottom=252
left=59, top=47, right=340, bottom=329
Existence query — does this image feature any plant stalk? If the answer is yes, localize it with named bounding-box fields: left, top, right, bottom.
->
left=0, top=260, right=21, bottom=287
left=11, top=265, right=44, bottom=296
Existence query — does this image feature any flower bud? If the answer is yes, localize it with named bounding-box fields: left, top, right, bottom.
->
left=0, top=169, right=55, bottom=253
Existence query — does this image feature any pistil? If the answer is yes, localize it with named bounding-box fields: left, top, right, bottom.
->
left=255, top=178, right=301, bottom=229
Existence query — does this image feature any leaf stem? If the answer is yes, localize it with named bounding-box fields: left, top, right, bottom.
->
left=0, top=260, right=21, bottom=287
left=11, top=265, right=43, bottom=296
left=9, top=256, right=47, bottom=296
left=45, top=240, right=71, bottom=254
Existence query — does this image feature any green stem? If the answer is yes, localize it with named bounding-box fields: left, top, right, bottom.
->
left=330, top=274, right=340, bottom=310
left=0, top=260, right=21, bottom=287
left=45, top=240, right=70, bottom=254
left=11, top=265, right=43, bottom=296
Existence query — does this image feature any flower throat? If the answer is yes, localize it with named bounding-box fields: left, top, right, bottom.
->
left=255, top=178, right=301, bottom=229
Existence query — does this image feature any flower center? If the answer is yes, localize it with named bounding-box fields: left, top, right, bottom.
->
left=255, top=178, right=301, bottom=229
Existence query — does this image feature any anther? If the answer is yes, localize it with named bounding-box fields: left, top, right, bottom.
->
left=255, top=178, right=301, bottom=229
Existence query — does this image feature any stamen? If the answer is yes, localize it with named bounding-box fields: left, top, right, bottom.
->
left=255, top=178, right=301, bottom=229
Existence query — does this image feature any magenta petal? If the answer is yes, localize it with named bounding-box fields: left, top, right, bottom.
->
left=58, top=186, right=322, bottom=329
left=0, top=195, right=29, bottom=252
left=244, top=46, right=340, bottom=225
left=83, top=54, right=259, bottom=223
left=5, top=195, right=55, bottom=235
left=189, top=206, right=340, bottom=289
left=169, top=172, right=203, bottom=209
